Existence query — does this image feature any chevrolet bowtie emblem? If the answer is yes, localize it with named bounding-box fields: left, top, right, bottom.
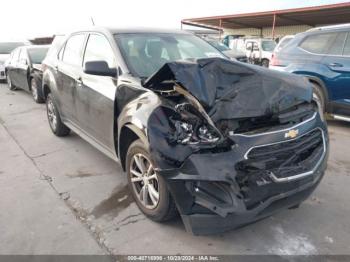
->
left=285, top=129, right=299, bottom=139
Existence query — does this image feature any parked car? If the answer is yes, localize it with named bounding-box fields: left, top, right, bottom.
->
left=269, top=24, right=350, bottom=121
left=245, top=38, right=276, bottom=67
left=206, top=39, right=247, bottom=62
left=224, top=37, right=276, bottom=67
left=274, top=35, right=294, bottom=53
left=6, top=45, right=49, bottom=103
left=0, top=41, right=28, bottom=81
left=42, top=27, right=328, bottom=235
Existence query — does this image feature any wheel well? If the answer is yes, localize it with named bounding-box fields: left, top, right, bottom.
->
left=43, top=84, right=51, bottom=99
left=306, top=77, right=329, bottom=110
left=119, top=126, right=140, bottom=171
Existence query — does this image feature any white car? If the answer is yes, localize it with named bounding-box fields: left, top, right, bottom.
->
left=245, top=38, right=276, bottom=67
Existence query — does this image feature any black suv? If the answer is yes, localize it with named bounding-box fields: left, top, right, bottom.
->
left=42, top=27, right=329, bottom=235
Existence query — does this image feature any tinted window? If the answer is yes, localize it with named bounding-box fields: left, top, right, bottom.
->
left=18, top=49, right=27, bottom=64
left=115, top=33, right=223, bottom=78
left=208, top=41, right=230, bottom=52
left=343, top=33, right=350, bottom=56
left=11, top=49, right=20, bottom=63
left=0, top=42, right=25, bottom=54
left=84, top=34, right=115, bottom=68
left=328, top=32, right=347, bottom=56
left=62, top=34, right=85, bottom=66
left=300, top=33, right=337, bottom=54
left=28, top=48, right=49, bottom=64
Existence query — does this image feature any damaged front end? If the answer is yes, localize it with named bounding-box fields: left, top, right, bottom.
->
left=143, top=58, right=329, bottom=235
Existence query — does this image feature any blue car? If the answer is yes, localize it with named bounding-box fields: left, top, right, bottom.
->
left=270, top=24, right=350, bottom=122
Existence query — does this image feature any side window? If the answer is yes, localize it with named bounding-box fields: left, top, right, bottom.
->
left=11, top=49, right=19, bottom=64
left=83, top=34, right=115, bottom=68
left=328, top=32, right=347, bottom=56
left=62, top=34, right=86, bottom=66
left=299, top=33, right=337, bottom=54
left=19, top=49, right=28, bottom=64
left=343, top=33, right=350, bottom=56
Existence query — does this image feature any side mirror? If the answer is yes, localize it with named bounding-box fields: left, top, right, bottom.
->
left=84, top=61, right=117, bottom=77
left=246, top=45, right=252, bottom=51
left=253, top=46, right=260, bottom=51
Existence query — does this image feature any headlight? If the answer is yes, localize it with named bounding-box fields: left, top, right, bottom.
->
left=313, top=92, right=325, bottom=122
left=173, top=121, right=219, bottom=145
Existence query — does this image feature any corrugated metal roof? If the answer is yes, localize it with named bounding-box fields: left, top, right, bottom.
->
left=182, top=2, right=350, bottom=30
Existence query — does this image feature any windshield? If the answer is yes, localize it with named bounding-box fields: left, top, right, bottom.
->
left=208, top=41, right=230, bottom=52
left=114, top=33, right=224, bottom=78
left=28, top=48, right=49, bottom=64
left=261, top=40, right=276, bottom=51
left=0, top=42, right=25, bottom=54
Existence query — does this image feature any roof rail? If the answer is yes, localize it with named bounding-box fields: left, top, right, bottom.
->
left=307, top=23, right=350, bottom=32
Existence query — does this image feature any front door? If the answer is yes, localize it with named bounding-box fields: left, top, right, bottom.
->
left=76, top=33, right=118, bottom=151
left=322, top=31, right=350, bottom=116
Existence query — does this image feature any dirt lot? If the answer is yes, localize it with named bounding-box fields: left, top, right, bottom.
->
left=1, top=83, right=350, bottom=255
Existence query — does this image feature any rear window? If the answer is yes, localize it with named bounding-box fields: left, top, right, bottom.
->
left=299, top=33, right=337, bottom=54
left=28, top=48, right=49, bottom=64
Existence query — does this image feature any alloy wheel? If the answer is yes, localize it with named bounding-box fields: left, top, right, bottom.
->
left=47, top=98, right=57, bottom=131
left=130, top=153, right=159, bottom=209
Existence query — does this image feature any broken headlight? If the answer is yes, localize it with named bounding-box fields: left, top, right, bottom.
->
left=173, top=121, right=220, bottom=145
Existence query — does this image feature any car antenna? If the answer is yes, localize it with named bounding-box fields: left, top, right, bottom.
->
left=90, top=16, right=95, bottom=26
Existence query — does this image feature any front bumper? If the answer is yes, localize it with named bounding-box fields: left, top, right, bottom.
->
left=159, top=113, right=329, bottom=235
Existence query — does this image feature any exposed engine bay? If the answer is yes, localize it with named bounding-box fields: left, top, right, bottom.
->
left=144, top=58, right=316, bottom=167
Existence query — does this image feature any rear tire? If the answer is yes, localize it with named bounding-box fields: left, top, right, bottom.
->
left=261, top=59, right=269, bottom=68
left=126, top=139, right=177, bottom=222
left=30, top=78, right=45, bottom=104
left=46, top=93, right=70, bottom=137
left=7, top=74, right=16, bottom=91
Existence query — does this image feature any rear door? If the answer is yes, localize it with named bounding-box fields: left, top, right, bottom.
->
left=321, top=31, right=350, bottom=116
left=7, top=49, right=19, bottom=84
left=77, top=33, right=118, bottom=151
left=17, top=48, right=30, bottom=91
left=56, top=33, right=87, bottom=125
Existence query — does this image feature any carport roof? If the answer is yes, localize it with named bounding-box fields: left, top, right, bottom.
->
left=182, top=2, right=350, bottom=31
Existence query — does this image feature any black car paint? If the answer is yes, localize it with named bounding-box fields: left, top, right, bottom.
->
left=6, top=46, right=47, bottom=98
left=42, top=28, right=329, bottom=235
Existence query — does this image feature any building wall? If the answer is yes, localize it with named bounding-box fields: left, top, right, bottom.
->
left=224, top=24, right=313, bottom=38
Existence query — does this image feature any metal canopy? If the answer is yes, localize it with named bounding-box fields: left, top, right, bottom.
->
left=182, top=2, right=350, bottom=32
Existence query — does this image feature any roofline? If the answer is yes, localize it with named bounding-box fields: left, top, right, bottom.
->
left=182, top=2, right=350, bottom=23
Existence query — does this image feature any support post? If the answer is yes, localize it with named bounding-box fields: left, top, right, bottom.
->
left=219, top=19, right=223, bottom=40
left=272, top=13, right=276, bottom=39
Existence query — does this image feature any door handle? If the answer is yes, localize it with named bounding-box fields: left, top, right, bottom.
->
left=328, top=63, right=343, bottom=68
left=76, top=77, right=83, bottom=86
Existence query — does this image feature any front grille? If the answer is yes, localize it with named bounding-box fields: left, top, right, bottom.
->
left=235, top=128, right=324, bottom=209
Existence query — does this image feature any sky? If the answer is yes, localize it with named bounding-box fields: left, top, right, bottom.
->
left=1, top=0, right=348, bottom=40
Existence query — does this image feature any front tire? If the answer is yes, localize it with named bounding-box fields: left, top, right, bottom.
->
left=30, top=78, right=45, bottom=103
left=312, top=83, right=326, bottom=113
left=7, top=74, right=16, bottom=91
left=46, top=93, right=70, bottom=137
left=126, top=139, right=177, bottom=222
left=261, top=59, right=269, bottom=68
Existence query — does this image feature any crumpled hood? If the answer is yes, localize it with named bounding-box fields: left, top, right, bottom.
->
left=143, top=58, right=312, bottom=120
